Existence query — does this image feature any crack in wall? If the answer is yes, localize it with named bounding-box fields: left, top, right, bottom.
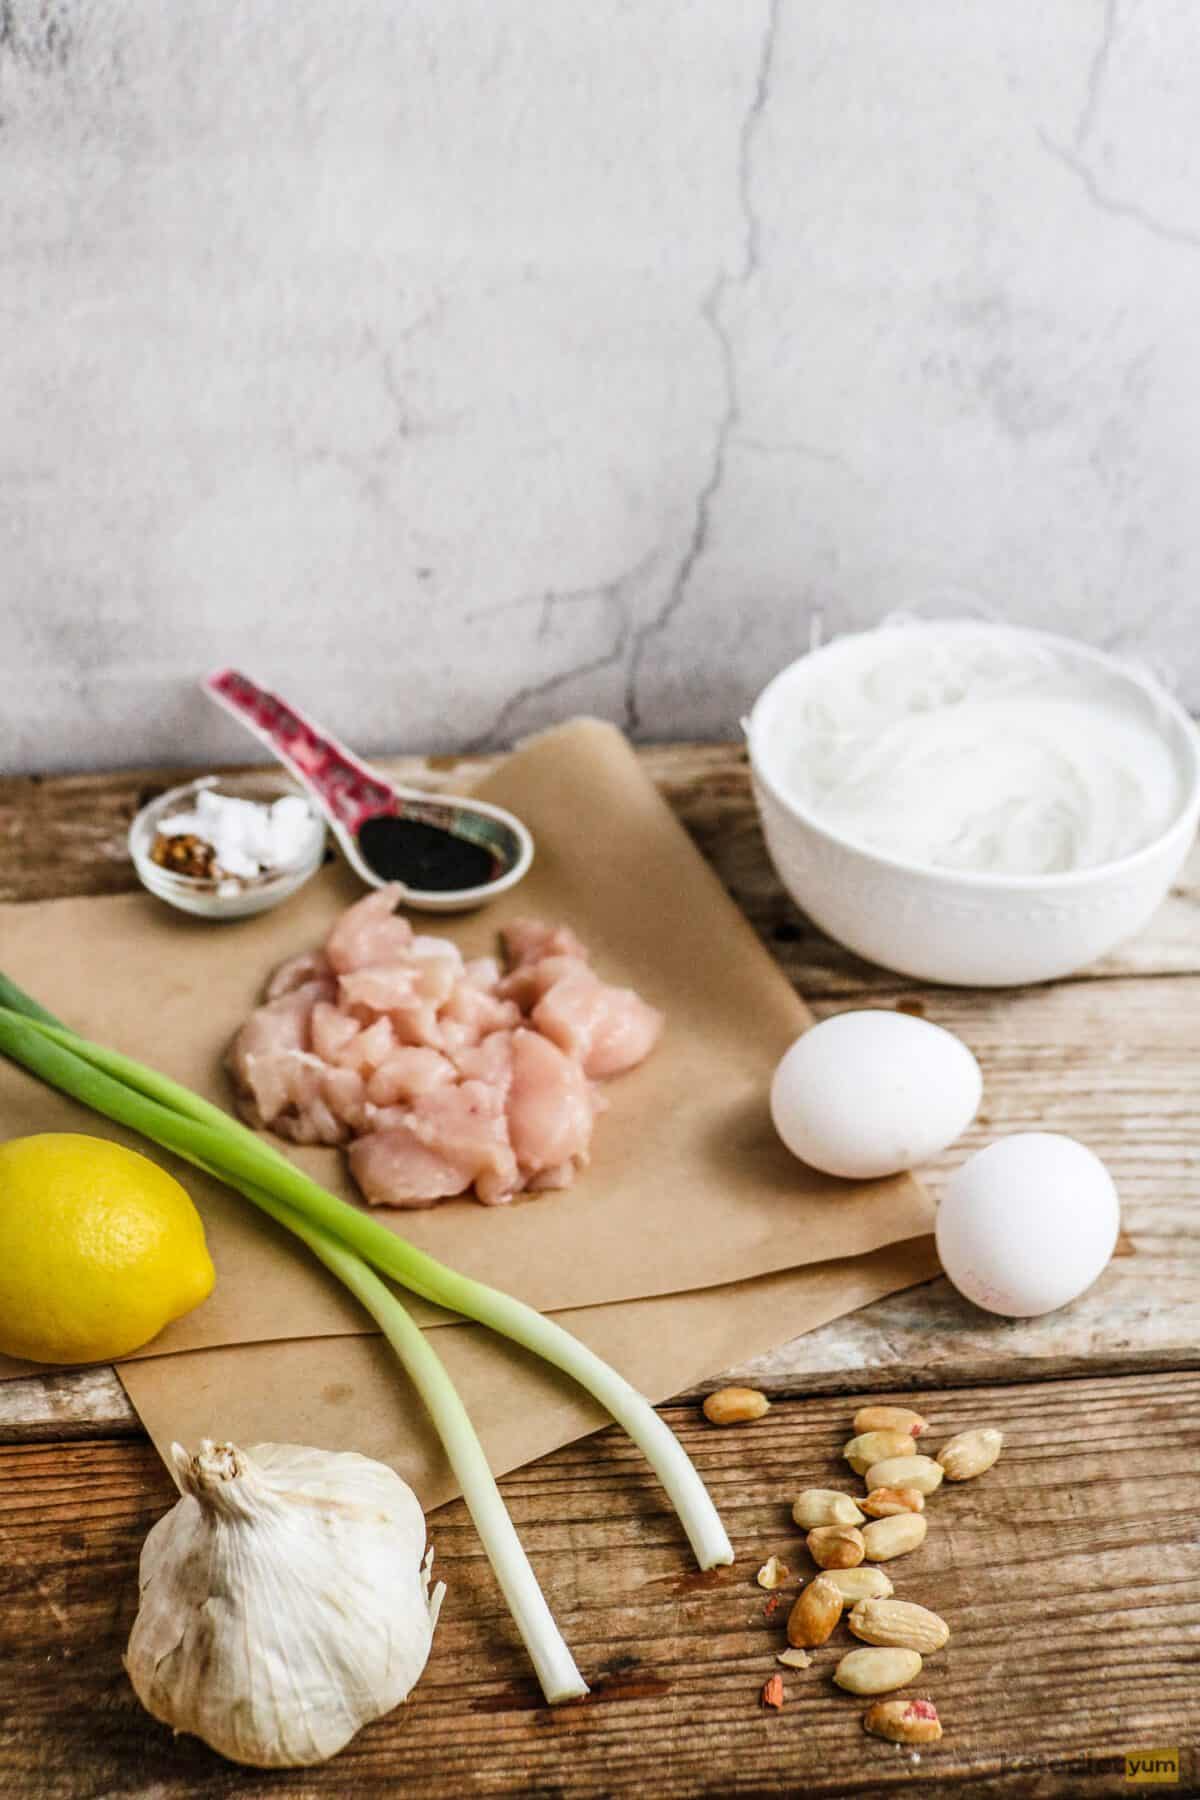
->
left=1075, top=0, right=1119, bottom=149
left=622, top=0, right=781, bottom=734
left=1039, top=130, right=1200, bottom=251
left=465, top=551, right=657, bottom=750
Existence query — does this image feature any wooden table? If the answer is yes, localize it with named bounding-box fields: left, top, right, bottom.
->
left=1, top=747, right=1196, bottom=1797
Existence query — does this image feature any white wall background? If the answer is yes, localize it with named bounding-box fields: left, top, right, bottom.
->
left=2, top=0, right=1199, bottom=773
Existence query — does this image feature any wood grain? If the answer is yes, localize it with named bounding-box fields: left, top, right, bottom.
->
left=0, top=1373, right=1194, bottom=1798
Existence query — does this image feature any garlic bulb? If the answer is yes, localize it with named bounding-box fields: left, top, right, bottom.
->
left=125, top=1440, right=445, bottom=1767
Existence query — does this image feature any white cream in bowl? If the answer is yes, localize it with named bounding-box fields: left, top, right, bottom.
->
left=748, top=622, right=1200, bottom=985
left=762, top=623, right=1188, bottom=877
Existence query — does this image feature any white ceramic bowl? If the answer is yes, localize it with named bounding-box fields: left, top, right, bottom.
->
left=130, top=773, right=326, bottom=920
left=747, top=626, right=1200, bottom=986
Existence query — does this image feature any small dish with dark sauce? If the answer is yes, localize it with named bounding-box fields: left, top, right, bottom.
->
left=204, top=668, right=534, bottom=911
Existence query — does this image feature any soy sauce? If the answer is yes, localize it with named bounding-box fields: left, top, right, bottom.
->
left=357, top=815, right=500, bottom=892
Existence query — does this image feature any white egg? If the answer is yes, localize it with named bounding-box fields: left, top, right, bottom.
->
left=769, top=1010, right=982, bottom=1180
left=936, top=1133, right=1119, bottom=1317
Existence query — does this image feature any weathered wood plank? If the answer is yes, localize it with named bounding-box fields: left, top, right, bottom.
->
left=0, top=1372, right=1194, bottom=1798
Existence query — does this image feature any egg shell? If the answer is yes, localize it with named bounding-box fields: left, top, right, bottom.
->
left=936, top=1133, right=1119, bottom=1317
left=770, top=1010, right=982, bottom=1180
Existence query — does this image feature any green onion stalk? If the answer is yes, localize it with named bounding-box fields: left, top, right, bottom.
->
left=0, top=978, right=732, bottom=1692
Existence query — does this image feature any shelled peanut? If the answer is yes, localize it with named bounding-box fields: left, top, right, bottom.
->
left=775, top=1400, right=1006, bottom=1741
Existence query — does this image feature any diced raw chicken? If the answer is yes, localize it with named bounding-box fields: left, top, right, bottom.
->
left=235, top=1051, right=366, bottom=1145
left=408, top=1083, right=519, bottom=1205
left=265, top=950, right=333, bottom=1000
left=453, top=1031, right=514, bottom=1097
left=439, top=980, right=520, bottom=1048
left=325, top=885, right=414, bottom=973
left=228, top=904, right=661, bottom=1209
left=464, top=955, right=502, bottom=990
left=365, top=1047, right=457, bottom=1106
left=331, top=1016, right=396, bottom=1075
left=310, top=1000, right=361, bottom=1064
left=337, top=967, right=442, bottom=1048
left=350, top=1125, right=474, bottom=1207
left=502, top=919, right=589, bottom=968
left=532, top=967, right=664, bottom=1078
left=506, top=1028, right=594, bottom=1182
left=226, top=979, right=332, bottom=1117
left=353, top=1081, right=519, bottom=1206
left=496, top=953, right=581, bottom=1011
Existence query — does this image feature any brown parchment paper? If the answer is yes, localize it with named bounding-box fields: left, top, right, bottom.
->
left=119, top=1237, right=940, bottom=1512
left=0, top=719, right=931, bottom=1375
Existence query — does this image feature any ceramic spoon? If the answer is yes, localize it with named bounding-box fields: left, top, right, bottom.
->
left=203, top=669, right=534, bottom=912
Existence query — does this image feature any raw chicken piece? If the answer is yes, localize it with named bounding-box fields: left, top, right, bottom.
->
left=350, top=1125, right=474, bottom=1207
left=502, top=919, right=589, bottom=968
left=506, top=1028, right=594, bottom=1182
left=337, top=967, right=443, bottom=1049
left=453, top=1031, right=514, bottom=1097
left=325, top=884, right=414, bottom=973
left=409, top=1082, right=519, bottom=1204
left=496, top=953, right=581, bottom=1011
left=353, top=1081, right=519, bottom=1206
left=226, top=979, right=333, bottom=1120
left=237, top=1052, right=366, bottom=1145
left=331, top=1015, right=396, bottom=1076
left=310, top=1000, right=361, bottom=1064
left=532, top=966, right=663, bottom=1079
left=439, top=980, right=520, bottom=1049
left=337, top=965, right=419, bottom=1014
left=265, top=950, right=333, bottom=1000
left=365, top=1047, right=457, bottom=1106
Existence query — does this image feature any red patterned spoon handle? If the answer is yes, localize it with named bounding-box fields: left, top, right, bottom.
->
left=204, top=669, right=399, bottom=836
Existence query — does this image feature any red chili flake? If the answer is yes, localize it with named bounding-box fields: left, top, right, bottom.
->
left=906, top=1701, right=939, bottom=1722
left=761, top=1675, right=785, bottom=1711
left=763, top=1593, right=785, bottom=1619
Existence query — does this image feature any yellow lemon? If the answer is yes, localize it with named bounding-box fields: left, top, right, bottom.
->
left=0, top=1133, right=215, bottom=1365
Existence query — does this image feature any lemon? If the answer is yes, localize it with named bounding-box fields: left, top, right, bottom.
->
left=0, top=1133, right=215, bottom=1365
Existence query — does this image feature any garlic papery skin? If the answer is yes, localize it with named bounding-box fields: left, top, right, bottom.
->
left=124, top=1440, right=445, bottom=1767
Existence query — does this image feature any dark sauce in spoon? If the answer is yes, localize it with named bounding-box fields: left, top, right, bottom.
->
left=357, top=815, right=501, bottom=892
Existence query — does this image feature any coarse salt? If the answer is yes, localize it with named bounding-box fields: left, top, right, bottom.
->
left=159, top=790, right=317, bottom=881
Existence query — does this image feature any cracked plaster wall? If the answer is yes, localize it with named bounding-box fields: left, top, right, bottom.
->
left=2, top=0, right=1199, bottom=773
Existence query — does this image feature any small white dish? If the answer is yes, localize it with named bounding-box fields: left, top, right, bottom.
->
left=747, top=625, right=1200, bottom=986
left=129, top=773, right=326, bottom=920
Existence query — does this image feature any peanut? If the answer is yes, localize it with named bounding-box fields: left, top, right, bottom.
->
left=863, top=1698, right=943, bottom=1745
left=937, top=1426, right=1003, bottom=1481
left=834, top=1646, right=922, bottom=1696
left=862, top=1485, right=925, bottom=1519
left=843, top=1430, right=916, bottom=1474
left=702, top=1386, right=769, bottom=1426
left=824, top=1566, right=895, bottom=1602
left=761, top=1673, right=785, bottom=1710
left=863, top=1454, right=944, bottom=1496
left=756, top=1555, right=790, bottom=1591
left=786, top=1574, right=845, bottom=1648
left=849, top=1598, right=949, bottom=1654
left=791, top=1488, right=865, bottom=1530
left=776, top=1646, right=812, bottom=1670
left=853, top=1405, right=928, bottom=1438
left=806, top=1524, right=865, bottom=1570
left=862, top=1512, right=927, bottom=1561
